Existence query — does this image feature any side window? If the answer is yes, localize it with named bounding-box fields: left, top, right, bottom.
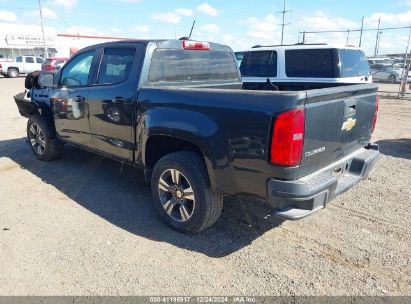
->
left=240, top=51, right=272, bottom=77
left=285, top=49, right=335, bottom=78
left=60, top=51, right=94, bottom=87
left=25, top=57, right=34, bottom=63
left=340, top=49, right=370, bottom=77
left=97, top=47, right=135, bottom=85
left=16, top=56, right=22, bottom=63
left=36, top=57, right=44, bottom=64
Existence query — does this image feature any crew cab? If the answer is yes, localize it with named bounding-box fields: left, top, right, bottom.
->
left=0, top=55, right=44, bottom=78
left=237, top=44, right=372, bottom=91
left=14, top=40, right=380, bottom=233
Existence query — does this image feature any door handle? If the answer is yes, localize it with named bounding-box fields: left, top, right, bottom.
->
left=74, top=96, right=85, bottom=103
left=113, top=97, right=126, bottom=103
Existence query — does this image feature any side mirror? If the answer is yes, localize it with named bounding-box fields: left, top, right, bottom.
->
left=38, top=73, right=55, bottom=88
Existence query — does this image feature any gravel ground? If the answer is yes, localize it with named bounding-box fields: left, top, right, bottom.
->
left=0, top=77, right=410, bottom=296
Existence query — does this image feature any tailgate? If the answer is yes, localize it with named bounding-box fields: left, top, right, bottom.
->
left=298, top=84, right=378, bottom=178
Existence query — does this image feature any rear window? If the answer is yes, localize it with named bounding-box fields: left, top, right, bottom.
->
left=148, top=49, right=239, bottom=83
left=285, top=49, right=336, bottom=78
left=340, top=49, right=370, bottom=77
left=240, top=51, right=277, bottom=77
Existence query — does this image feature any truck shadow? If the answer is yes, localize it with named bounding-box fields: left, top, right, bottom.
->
left=375, top=138, right=411, bottom=160
left=0, top=137, right=284, bottom=258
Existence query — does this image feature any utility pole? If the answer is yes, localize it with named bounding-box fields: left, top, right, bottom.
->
left=38, top=0, right=48, bottom=58
left=346, top=29, right=350, bottom=45
left=359, top=16, right=364, bottom=47
left=376, top=31, right=382, bottom=55
left=374, top=17, right=381, bottom=57
left=398, top=26, right=411, bottom=98
left=404, top=26, right=411, bottom=62
left=277, top=0, right=291, bottom=45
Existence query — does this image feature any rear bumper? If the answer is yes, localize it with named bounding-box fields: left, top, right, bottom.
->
left=267, top=144, right=380, bottom=220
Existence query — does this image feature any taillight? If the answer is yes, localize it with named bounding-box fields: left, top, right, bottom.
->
left=270, top=108, right=305, bottom=166
left=372, top=95, right=379, bottom=133
left=0, top=63, right=2, bottom=68
left=182, top=40, right=210, bottom=50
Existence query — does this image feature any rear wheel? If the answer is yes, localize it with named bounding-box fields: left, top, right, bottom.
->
left=27, top=115, right=63, bottom=161
left=7, top=68, right=18, bottom=78
left=151, top=151, right=223, bottom=233
left=388, top=74, right=396, bottom=83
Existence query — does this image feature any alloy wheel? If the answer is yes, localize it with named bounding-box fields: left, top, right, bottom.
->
left=157, top=169, right=195, bottom=222
left=28, top=123, right=46, bottom=155
left=9, top=69, right=18, bottom=78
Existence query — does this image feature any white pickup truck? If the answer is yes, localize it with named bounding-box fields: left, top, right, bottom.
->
left=0, top=56, right=44, bottom=78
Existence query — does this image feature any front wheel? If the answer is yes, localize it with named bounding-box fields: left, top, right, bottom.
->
left=27, top=115, right=64, bottom=161
left=151, top=151, right=223, bottom=233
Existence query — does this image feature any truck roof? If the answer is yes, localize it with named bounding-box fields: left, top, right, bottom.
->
left=239, top=43, right=363, bottom=52
left=79, top=39, right=233, bottom=52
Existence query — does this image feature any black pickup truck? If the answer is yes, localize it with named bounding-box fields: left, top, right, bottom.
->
left=14, top=39, right=380, bottom=233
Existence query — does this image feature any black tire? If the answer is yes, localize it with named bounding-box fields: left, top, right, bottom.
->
left=7, top=68, right=18, bottom=78
left=151, top=151, right=223, bottom=233
left=27, top=115, right=63, bottom=161
left=388, top=74, right=396, bottom=84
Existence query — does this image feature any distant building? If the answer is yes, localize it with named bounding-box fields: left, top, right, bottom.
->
left=0, top=23, right=133, bottom=59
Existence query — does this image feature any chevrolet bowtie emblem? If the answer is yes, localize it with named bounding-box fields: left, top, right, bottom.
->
left=341, top=118, right=356, bottom=131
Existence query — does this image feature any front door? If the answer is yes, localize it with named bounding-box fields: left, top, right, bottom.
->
left=87, top=44, right=145, bottom=160
left=52, top=50, right=96, bottom=147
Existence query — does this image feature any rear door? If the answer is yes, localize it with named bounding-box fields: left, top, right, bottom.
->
left=23, top=56, right=37, bottom=73
left=298, top=84, right=378, bottom=178
left=87, top=43, right=145, bottom=160
left=52, top=49, right=97, bottom=147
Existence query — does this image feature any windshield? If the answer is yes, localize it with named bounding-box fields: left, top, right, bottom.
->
left=148, top=49, right=240, bottom=84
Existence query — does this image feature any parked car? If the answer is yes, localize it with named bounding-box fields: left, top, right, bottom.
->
left=371, top=63, right=411, bottom=83
left=0, top=56, right=44, bottom=78
left=237, top=44, right=371, bottom=90
left=367, top=57, right=394, bottom=66
left=14, top=39, right=379, bottom=233
left=41, top=58, right=68, bottom=71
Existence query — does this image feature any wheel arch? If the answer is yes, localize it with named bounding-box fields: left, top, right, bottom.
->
left=8, top=66, right=19, bottom=72
left=143, top=134, right=217, bottom=191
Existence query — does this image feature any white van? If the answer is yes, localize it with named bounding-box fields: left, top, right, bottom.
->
left=236, top=44, right=372, bottom=90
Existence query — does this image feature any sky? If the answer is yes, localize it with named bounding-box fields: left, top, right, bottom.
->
left=0, top=0, right=411, bottom=55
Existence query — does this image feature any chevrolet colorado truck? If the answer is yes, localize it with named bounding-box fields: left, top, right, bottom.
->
left=14, top=39, right=380, bottom=233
